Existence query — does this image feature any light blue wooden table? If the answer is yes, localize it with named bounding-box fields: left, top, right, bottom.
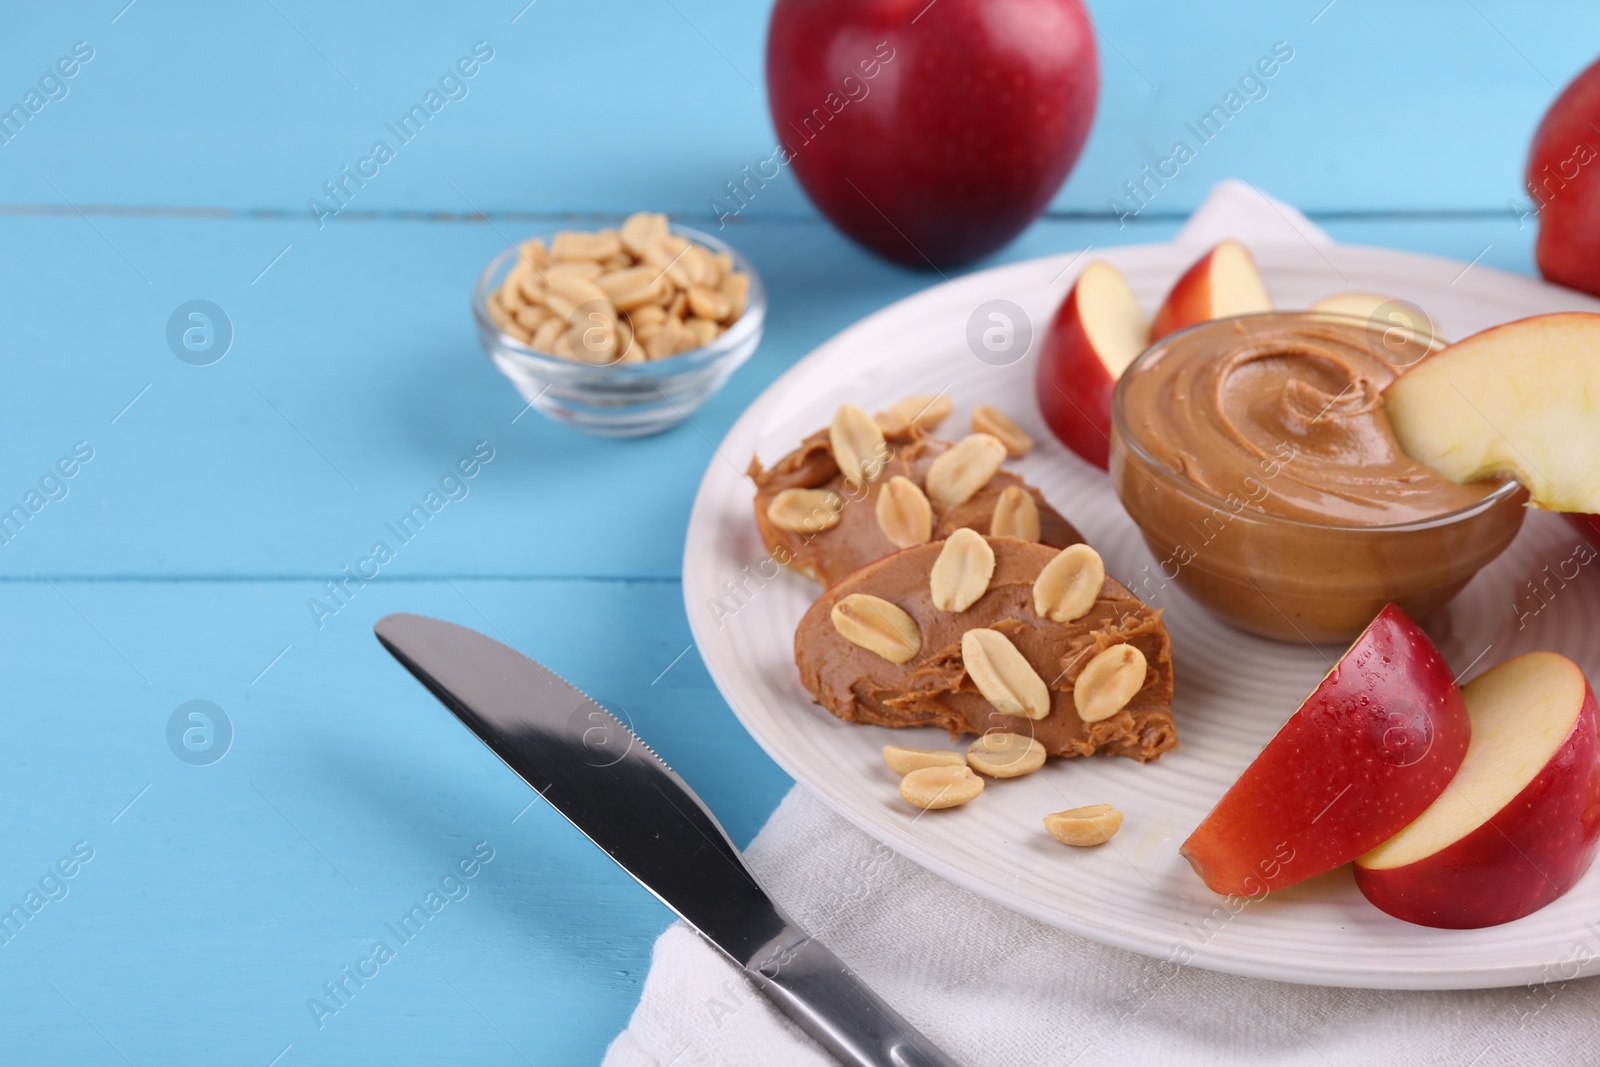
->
left=2, top=1, right=1594, bottom=1062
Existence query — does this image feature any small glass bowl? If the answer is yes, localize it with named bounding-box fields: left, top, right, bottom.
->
left=1109, top=311, right=1528, bottom=644
left=472, top=223, right=766, bottom=437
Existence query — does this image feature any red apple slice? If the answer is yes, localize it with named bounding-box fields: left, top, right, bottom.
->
left=1385, top=312, right=1600, bottom=513
left=1310, top=292, right=1441, bottom=367
left=1179, top=605, right=1469, bottom=896
left=1310, top=291, right=1439, bottom=336
left=1309, top=291, right=1396, bottom=320
left=1149, top=239, right=1272, bottom=341
left=1035, top=261, right=1149, bottom=470
left=1567, top=513, right=1600, bottom=546
left=1355, top=651, right=1600, bottom=929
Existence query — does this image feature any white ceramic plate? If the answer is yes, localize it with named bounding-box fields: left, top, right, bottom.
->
left=683, top=241, right=1600, bottom=990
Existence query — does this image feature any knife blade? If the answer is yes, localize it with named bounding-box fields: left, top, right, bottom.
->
left=374, top=612, right=960, bottom=1067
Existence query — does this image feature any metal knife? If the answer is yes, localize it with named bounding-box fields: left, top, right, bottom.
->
left=374, top=613, right=960, bottom=1067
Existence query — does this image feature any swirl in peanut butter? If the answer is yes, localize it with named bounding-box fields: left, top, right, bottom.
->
left=1120, top=317, right=1501, bottom=525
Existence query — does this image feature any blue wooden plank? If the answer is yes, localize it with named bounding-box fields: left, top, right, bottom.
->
left=0, top=0, right=1593, bottom=217
left=0, top=211, right=1537, bottom=581
left=0, top=576, right=785, bottom=1065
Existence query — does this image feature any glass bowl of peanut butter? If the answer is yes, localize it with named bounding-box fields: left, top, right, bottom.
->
left=1110, top=311, right=1527, bottom=644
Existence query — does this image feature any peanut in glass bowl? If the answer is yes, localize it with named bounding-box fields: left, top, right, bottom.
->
left=1108, top=311, right=1527, bottom=644
left=471, top=224, right=766, bottom=438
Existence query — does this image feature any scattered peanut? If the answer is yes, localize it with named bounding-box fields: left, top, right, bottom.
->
left=882, top=745, right=966, bottom=776
left=990, top=485, right=1041, bottom=542
left=832, top=594, right=921, bottom=664
left=962, top=628, right=1051, bottom=720
left=972, top=405, right=1034, bottom=457
left=930, top=529, right=995, bottom=613
left=484, top=212, right=750, bottom=364
left=925, top=434, right=1007, bottom=507
left=767, top=488, right=844, bottom=533
left=899, top=764, right=984, bottom=809
left=966, top=732, right=1047, bottom=779
left=551, top=229, right=621, bottom=262
left=829, top=403, right=888, bottom=487
left=1033, top=544, right=1106, bottom=623
left=1073, top=644, right=1148, bottom=723
left=1043, top=804, right=1124, bottom=846
left=620, top=211, right=669, bottom=257
left=875, top=475, right=933, bottom=548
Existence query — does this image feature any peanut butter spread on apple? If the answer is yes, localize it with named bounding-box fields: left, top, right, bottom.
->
left=795, top=539, right=1176, bottom=761
left=750, top=422, right=1082, bottom=586
left=1119, top=316, right=1501, bottom=525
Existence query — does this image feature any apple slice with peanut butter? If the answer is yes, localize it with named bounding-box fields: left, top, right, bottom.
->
left=794, top=537, right=1177, bottom=762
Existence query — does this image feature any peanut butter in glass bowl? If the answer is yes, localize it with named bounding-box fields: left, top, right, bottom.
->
left=1109, top=311, right=1526, bottom=644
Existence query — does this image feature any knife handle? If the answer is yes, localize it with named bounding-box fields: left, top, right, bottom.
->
left=746, top=929, right=962, bottom=1067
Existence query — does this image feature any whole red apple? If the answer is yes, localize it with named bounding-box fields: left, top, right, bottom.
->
left=1528, top=55, right=1600, bottom=297
left=1567, top=513, right=1600, bottom=547
left=764, top=0, right=1098, bottom=267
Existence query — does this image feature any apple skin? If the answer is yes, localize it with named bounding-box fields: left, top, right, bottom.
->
left=1149, top=249, right=1217, bottom=342
left=765, top=0, right=1098, bottom=267
left=1528, top=55, right=1600, bottom=298
left=1179, top=605, right=1470, bottom=896
left=1566, top=513, right=1600, bottom=547
left=1355, top=659, right=1600, bottom=929
left=1148, top=240, right=1271, bottom=341
left=1035, top=265, right=1145, bottom=470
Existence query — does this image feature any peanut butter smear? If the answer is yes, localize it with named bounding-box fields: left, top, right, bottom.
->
left=1120, top=317, right=1502, bottom=525
left=749, top=425, right=1082, bottom=586
left=794, top=539, right=1176, bottom=761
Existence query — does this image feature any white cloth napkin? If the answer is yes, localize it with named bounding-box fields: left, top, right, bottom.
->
left=604, top=185, right=1600, bottom=1066
left=1168, top=177, right=1332, bottom=249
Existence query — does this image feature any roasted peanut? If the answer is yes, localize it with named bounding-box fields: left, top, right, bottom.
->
left=972, top=405, right=1034, bottom=457
left=882, top=745, right=966, bottom=776
left=925, top=434, right=1007, bottom=507
left=486, top=214, right=749, bottom=360
left=767, top=488, right=843, bottom=533
left=1044, top=805, right=1123, bottom=846
left=552, top=229, right=622, bottom=261
left=1073, top=644, right=1147, bottom=723
left=875, top=476, right=933, bottom=548
left=878, top=395, right=952, bottom=435
left=829, top=404, right=888, bottom=487
left=832, top=594, right=921, bottom=664
left=1033, top=544, right=1105, bottom=623
left=930, top=529, right=995, bottom=612
left=990, top=486, right=1041, bottom=542
left=966, top=732, right=1047, bottom=778
left=899, top=765, right=984, bottom=809
left=962, top=628, right=1050, bottom=719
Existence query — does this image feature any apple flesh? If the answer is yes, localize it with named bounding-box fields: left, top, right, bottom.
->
left=1035, top=261, right=1149, bottom=470
left=1148, top=240, right=1272, bottom=341
left=1384, top=312, right=1600, bottom=513
left=1309, top=290, right=1437, bottom=336
left=765, top=0, right=1099, bottom=267
left=1310, top=291, right=1440, bottom=367
left=1527, top=55, right=1600, bottom=298
left=1356, top=652, right=1600, bottom=929
left=1179, top=605, right=1469, bottom=896
left=1309, top=291, right=1398, bottom=321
